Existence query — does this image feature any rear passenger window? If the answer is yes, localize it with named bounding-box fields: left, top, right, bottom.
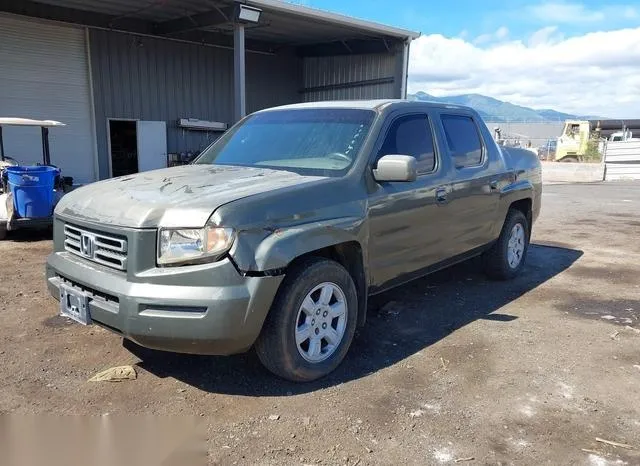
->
left=440, top=115, right=483, bottom=167
left=378, top=114, right=436, bottom=174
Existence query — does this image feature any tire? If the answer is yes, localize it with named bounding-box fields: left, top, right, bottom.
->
left=560, top=156, right=578, bottom=163
left=483, top=209, right=530, bottom=280
left=255, top=257, right=358, bottom=382
left=0, top=223, right=6, bottom=241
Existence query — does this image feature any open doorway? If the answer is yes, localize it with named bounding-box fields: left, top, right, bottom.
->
left=107, top=119, right=168, bottom=177
left=108, top=120, right=138, bottom=177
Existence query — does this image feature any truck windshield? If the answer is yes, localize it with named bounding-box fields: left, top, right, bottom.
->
left=194, top=108, right=375, bottom=177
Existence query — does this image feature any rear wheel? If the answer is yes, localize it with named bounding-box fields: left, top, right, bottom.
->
left=0, top=225, right=6, bottom=240
left=255, top=257, right=358, bottom=382
left=483, top=209, right=530, bottom=280
left=560, top=156, right=578, bottom=163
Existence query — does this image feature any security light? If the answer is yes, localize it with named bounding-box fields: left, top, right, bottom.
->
left=235, top=4, right=262, bottom=23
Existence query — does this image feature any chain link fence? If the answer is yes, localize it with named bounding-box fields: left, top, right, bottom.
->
left=484, top=121, right=565, bottom=149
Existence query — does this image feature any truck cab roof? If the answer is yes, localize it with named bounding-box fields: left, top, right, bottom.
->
left=255, top=99, right=472, bottom=114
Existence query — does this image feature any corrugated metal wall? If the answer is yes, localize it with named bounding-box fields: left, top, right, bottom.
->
left=246, top=52, right=302, bottom=114
left=302, top=52, right=398, bottom=102
left=604, top=141, right=640, bottom=180
left=0, top=15, right=96, bottom=183
left=89, top=29, right=300, bottom=179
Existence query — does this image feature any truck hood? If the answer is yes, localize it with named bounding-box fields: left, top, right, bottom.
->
left=55, top=164, right=326, bottom=228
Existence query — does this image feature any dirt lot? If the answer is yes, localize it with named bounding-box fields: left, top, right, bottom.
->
left=1, top=182, right=639, bottom=465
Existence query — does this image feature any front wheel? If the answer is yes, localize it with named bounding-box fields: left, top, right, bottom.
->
left=255, top=257, right=358, bottom=382
left=483, top=209, right=530, bottom=280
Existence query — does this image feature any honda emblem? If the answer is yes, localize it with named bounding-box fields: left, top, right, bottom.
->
left=80, top=233, right=95, bottom=258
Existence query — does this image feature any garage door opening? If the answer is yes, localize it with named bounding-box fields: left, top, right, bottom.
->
left=108, top=120, right=138, bottom=177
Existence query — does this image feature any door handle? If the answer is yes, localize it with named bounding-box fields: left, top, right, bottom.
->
left=436, top=187, right=448, bottom=203
left=489, top=180, right=499, bottom=191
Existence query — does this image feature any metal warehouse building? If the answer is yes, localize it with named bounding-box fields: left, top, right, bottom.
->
left=0, top=0, right=419, bottom=184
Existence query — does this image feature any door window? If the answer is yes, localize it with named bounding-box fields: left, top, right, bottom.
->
left=378, top=114, right=436, bottom=174
left=440, top=115, right=484, bottom=168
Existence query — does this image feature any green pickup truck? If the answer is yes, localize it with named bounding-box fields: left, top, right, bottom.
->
left=46, top=100, right=541, bottom=382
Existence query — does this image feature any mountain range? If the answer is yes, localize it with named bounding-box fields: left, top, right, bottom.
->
left=408, top=92, right=598, bottom=122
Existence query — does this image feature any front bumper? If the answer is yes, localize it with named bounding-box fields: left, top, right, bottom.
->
left=46, top=251, right=283, bottom=355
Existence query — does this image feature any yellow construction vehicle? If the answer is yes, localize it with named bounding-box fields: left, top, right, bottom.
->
left=555, top=120, right=590, bottom=162
left=555, top=119, right=640, bottom=162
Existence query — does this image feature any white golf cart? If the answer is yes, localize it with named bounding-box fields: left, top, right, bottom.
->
left=0, top=118, right=73, bottom=239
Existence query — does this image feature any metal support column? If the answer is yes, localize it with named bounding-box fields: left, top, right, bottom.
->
left=393, top=39, right=411, bottom=99
left=41, top=127, right=51, bottom=166
left=234, top=22, right=246, bottom=122
left=400, top=40, right=410, bottom=99
left=0, top=126, right=5, bottom=162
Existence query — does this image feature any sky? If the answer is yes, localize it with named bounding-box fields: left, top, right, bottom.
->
left=289, top=0, right=640, bottom=118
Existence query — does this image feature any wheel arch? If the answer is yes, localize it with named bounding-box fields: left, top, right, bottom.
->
left=508, top=198, right=533, bottom=235
left=285, top=241, right=368, bottom=328
left=495, top=180, right=534, bottom=237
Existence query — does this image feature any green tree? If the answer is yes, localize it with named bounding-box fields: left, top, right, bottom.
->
left=582, top=134, right=602, bottom=162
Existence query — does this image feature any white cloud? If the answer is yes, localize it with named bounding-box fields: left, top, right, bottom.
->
left=527, top=2, right=639, bottom=24
left=623, top=6, right=638, bottom=19
left=495, top=26, right=510, bottom=40
left=474, top=26, right=510, bottom=45
left=528, top=2, right=604, bottom=23
left=407, top=27, right=640, bottom=118
left=528, top=26, right=563, bottom=46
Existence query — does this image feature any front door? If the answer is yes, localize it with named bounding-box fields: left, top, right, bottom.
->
left=136, top=121, right=167, bottom=172
left=367, top=112, right=453, bottom=291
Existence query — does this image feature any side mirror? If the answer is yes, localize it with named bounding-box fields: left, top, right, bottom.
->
left=373, top=155, right=417, bottom=182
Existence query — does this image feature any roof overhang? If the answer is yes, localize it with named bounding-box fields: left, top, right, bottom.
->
left=246, top=0, right=420, bottom=40
left=0, top=118, right=66, bottom=127
left=0, top=0, right=420, bottom=56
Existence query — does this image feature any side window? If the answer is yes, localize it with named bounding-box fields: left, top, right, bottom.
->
left=378, top=114, right=436, bottom=174
left=440, top=114, right=483, bottom=168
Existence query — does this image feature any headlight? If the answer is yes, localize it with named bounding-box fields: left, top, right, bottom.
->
left=158, top=227, right=235, bottom=266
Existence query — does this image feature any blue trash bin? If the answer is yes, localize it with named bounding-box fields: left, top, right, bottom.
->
left=6, top=166, right=59, bottom=218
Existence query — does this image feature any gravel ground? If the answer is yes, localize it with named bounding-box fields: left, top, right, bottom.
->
left=0, top=182, right=639, bottom=465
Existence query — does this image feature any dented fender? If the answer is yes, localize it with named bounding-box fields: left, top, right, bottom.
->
left=230, top=217, right=366, bottom=273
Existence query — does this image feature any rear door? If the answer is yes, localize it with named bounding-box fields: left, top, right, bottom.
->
left=433, top=112, right=502, bottom=258
left=367, top=111, right=453, bottom=290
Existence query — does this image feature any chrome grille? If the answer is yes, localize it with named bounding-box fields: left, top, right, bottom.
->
left=64, top=224, right=128, bottom=271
